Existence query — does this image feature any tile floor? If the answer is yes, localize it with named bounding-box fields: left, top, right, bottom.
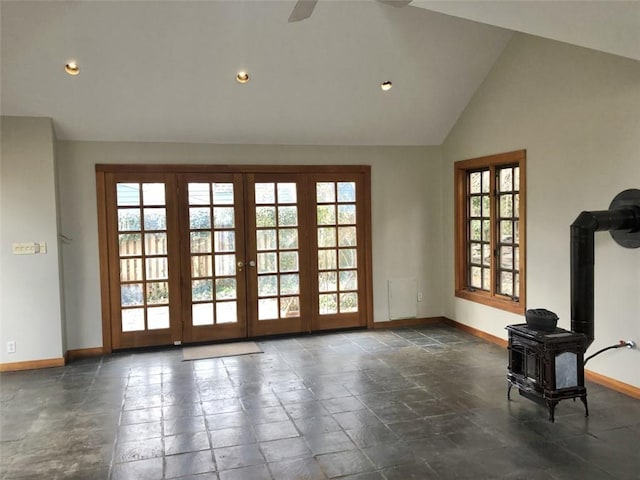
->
left=1, top=324, right=639, bottom=479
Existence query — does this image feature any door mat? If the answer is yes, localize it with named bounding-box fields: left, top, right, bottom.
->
left=182, top=341, right=262, bottom=361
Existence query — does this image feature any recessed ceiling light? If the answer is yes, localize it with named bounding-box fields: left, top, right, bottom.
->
left=381, top=81, right=393, bottom=91
left=236, top=71, right=249, bottom=83
left=64, top=61, right=80, bottom=76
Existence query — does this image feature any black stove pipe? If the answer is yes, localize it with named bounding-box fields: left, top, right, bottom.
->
left=571, top=207, right=640, bottom=351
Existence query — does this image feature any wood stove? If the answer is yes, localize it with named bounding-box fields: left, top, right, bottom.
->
left=506, top=188, right=640, bottom=422
left=507, top=324, right=588, bottom=422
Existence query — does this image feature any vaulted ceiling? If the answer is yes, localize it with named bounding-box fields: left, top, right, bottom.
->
left=2, top=1, right=638, bottom=145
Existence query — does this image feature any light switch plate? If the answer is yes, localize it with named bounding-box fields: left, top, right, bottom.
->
left=12, top=242, right=38, bottom=255
left=12, top=242, right=46, bottom=255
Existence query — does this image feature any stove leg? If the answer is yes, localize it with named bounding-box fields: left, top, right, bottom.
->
left=547, top=400, right=557, bottom=423
left=507, top=383, right=513, bottom=400
left=580, top=395, right=589, bottom=417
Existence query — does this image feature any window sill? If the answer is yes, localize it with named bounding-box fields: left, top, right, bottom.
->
left=455, top=289, right=525, bottom=315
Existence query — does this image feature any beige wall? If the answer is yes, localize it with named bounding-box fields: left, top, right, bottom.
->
left=442, top=34, right=640, bottom=386
left=1, top=116, right=65, bottom=363
left=56, top=142, right=443, bottom=350
left=8, top=33, right=639, bottom=392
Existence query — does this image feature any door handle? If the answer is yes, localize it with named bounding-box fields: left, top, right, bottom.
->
left=249, top=260, right=256, bottom=267
left=237, top=261, right=244, bottom=272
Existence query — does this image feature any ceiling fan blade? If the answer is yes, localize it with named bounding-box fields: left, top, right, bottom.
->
left=288, top=0, right=319, bottom=22
left=377, top=0, right=412, bottom=7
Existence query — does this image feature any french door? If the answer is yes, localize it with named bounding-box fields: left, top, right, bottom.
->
left=245, top=173, right=311, bottom=337
left=179, top=173, right=247, bottom=343
left=97, top=166, right=371, bottom=351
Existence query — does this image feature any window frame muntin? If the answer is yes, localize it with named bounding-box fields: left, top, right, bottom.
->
left=454, top=150, right=526, bottom=315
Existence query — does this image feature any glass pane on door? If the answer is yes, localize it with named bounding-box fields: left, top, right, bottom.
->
left=116, top=182, right=171, bottom=331
left=188, top=182, right=238, bottom=326
left=255, top=182, right=301, bottom=321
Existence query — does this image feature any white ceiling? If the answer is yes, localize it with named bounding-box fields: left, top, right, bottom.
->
left=1, top=1, right=638, bottom=146
left=414, top=1, right=640, bottom=62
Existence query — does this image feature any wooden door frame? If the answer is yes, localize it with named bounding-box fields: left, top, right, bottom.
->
left=178, top=172, right=249, bottom=343
left=244, top=172, right=313, bottom=337
left=307, top=172, right=370, bottom=332
left=96, top=164, right=373, bottom=352
left=100, top=172, right=182, bottom=350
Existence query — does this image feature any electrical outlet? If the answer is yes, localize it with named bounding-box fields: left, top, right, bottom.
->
left=417, top=292, right=423, bottom=302
left=7, top=341, right=16, bottom=354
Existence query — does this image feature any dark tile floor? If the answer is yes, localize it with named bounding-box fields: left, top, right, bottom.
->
left=1, top=324, right=639, bottom=479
